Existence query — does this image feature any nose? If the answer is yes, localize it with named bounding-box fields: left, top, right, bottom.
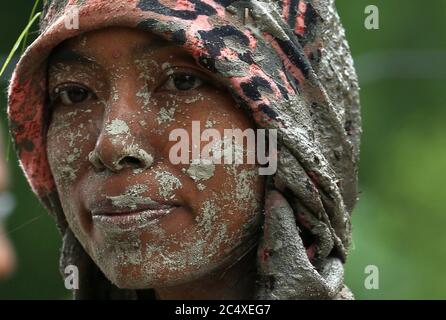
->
left=88, top=121, right=154, bottom=173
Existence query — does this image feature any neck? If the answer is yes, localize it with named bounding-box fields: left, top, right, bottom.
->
left=154, top=246, right=258, bottom=300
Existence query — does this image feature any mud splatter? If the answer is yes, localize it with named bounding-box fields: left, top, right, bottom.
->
left=106, top=184, right=157, bottom=209
left=157, top=105, right=176, bottom=124
left=155, top=171, right=182, bottom=199
left=105, top=119, right=129, bottom=135
left=186, top=159, right=215, bottom=181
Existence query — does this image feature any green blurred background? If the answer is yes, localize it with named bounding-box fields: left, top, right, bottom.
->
left=0, top=0, right=445, bottom=299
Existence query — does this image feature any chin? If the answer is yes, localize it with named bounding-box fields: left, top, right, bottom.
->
left=96, top=249, right=237, bottom=290
left=105, top=265, right=207, bottom=290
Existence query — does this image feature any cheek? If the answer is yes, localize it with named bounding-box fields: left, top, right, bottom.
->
left=188, top=163, right=264, bottom=258
left=47, top=108, right=99, bottom=190
left=46, top=107, right=100, bottom=243
left=209, top=165, right=263, bottom=232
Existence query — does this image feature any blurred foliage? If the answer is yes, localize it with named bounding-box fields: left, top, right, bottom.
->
left=0, top=0, right=445, bottom=299
left=338, top=0, right=446, bottom=299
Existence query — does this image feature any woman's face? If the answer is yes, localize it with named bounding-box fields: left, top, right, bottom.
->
left=46, top=27, right=264, bottom=288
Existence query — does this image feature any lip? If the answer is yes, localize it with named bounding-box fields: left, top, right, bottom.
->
left=90, top=200, right=180, bottom=231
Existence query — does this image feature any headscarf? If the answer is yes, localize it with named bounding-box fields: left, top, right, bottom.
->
left=7, top=0, right=361, bottom=299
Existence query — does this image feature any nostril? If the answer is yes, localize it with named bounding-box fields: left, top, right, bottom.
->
left=88, top=150, right=106, bottom=172
left=118, top=156, right=143, bottom=168
left=90, top=144, right=154, bottom=172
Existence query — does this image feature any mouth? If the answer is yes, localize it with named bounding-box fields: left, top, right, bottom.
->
left=90, top=201, right=180, bottom=231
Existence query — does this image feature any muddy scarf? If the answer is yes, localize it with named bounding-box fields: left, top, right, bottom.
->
left=7, top=0, right=361, bottom=299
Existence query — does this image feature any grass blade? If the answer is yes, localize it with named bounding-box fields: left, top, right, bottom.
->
left=21, top=0, right=41, bottom=53
left=0, top=12, right=41, bottom=78
left=1, top=11, right=42, bottom=162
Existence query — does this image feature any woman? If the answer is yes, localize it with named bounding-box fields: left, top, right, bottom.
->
left=7, top=0, right=361, bottom=299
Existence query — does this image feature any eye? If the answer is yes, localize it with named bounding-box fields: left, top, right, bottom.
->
left=159, top=73, right=203, bottom=92
left=53, top=84, right=93, bottom=105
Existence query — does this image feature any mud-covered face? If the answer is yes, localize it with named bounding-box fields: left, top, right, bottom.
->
left=46, top=27, right=264, bottom=289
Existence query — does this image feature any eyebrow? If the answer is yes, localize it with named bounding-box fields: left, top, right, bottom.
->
left=49, top=48, right=97, bottom=66
left=49, top=39, right=178, bottom=67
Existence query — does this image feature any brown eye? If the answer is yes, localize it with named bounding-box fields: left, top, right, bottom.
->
left=54, top=84, right=92, bottom=105
left=161, top=73, right=203, bottom=92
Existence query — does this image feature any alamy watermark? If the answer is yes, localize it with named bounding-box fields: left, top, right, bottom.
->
left=64, top=264, right=79, bottom=290
left=364, top=264, right=379, bottom=290
left=65, top=5, right=80, bottom=30
left=364, top=5, right=380, bottom=30
left=169, top=121, right=278, bottom=175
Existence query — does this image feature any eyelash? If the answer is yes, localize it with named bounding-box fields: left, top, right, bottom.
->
left=156, top=72, right=204, bottom=93
left=155, top=65, right=216, bottom=94
left=51, top=69, right=210, bottom=106
left=51, top=83, right=94, bottom=106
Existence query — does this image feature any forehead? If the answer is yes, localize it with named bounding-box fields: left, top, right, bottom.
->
left=48, top=26, right=188, bottom=67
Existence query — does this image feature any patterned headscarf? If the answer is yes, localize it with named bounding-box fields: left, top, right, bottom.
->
left=7, top=0, right=361, bottom=299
